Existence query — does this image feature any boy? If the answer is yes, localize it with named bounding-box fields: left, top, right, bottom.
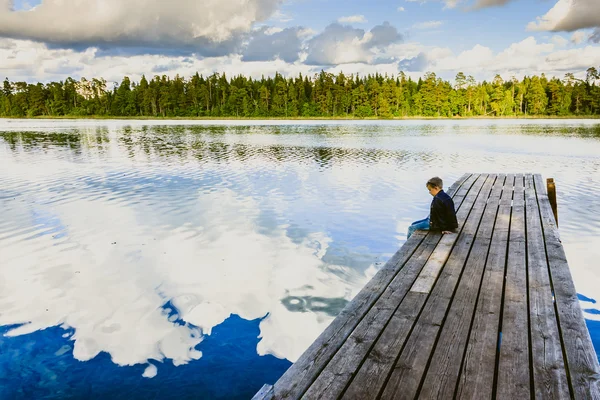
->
left=407, top=177, right=458, bottom=239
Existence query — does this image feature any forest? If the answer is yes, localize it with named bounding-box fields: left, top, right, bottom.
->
left=1, top=68, right=599, bottom=118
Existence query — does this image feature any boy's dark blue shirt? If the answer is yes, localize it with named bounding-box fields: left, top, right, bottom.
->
left=430, top=190, right=458, bottom=232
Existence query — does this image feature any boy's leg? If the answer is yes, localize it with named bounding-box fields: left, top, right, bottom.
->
left=407, top=218, right=430, bottom=239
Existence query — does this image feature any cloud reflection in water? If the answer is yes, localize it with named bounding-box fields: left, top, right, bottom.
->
left=1, top=120, right=600, bottom=391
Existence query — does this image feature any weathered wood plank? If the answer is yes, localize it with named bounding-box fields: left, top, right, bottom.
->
left=340, top=175, right=488, bottom=400
left=533, top=174, right=600, bottom=399
left=455, top=174, right=511, bottom=400
left=380, top=174, right=495, bottom=400
left=252, top=384, right=273, bottom=400
left=269, top=173, right=473, bottom=399
left=417, top=174, right=504, bottom=399
left=303, top=233, right=442, bottom=399
left=496, top=174, right=531, bottom=399
left=301, top=174, right=479, bottom=399
left=525, top=174, right=571, bottom=399
left=271, top=232, right=427, bottom=399
left=341, top=291, right=427, bottom=399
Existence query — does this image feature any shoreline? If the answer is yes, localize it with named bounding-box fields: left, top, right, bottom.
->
left=1, top=115, right=600, bottom=121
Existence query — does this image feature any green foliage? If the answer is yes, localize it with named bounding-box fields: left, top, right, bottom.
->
left=1, top=68, right=600, bottom=118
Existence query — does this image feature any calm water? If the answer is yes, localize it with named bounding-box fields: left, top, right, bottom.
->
left=1, top=119, right=600, bottom=399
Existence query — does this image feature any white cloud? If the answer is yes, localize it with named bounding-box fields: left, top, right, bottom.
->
left=471, top=0, right=513, bottom=9
left=0, top=0, right=11, bottom=10
left=444, top=0, right=461, bottom=7
left=430, top=44, right=495, bottom=71
left=571, top=30, right=588, bottom=44
left=298, top=28, right=317, bottom=38
left=263, top=27, right=284, bottom=35
left=0, top=0, right=282, bottom=53
left=0, top=38, right=316, bottom=84
left=412, top=20, right=443, bottom=29
left=528, top=0, right=600, bottom=33
left=551, top=34, right=569, bottom=47
left=527, top=0, right=573, bottom=31
left=305, top=22, right=403, bottom=65
left=1, top=17, right=598, bottom=85
left=397, top=6, right=405, bottom=12
left=553, top=0, right=600, bottom=32
left=242, top=27, right=304, bottom=63
left=338, top=15, right=367, bottom=24
left=422, top=36, right=600, bottom=81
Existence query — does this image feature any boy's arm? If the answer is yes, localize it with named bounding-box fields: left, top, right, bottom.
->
left=443, top=198, right=458, bottom=232
left=430, top=197, right=443, bottom=230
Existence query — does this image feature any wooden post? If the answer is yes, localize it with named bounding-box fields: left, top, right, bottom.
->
left=547, top=178, right=558, bottom=226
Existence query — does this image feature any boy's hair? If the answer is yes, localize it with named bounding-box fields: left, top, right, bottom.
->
left=426, top=177, right=443, bottom=189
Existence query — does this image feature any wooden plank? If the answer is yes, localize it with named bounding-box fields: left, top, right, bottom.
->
left=525, top=174, right=571, bottom=399
left=496, top=174, right=531, bottom=399
left=303, top=233, right=443, bottom=399
left=417, top=174, right=505, bottom=399
left=533, top=174, right=600, bottom=399
left=252, top=384, right=273, bottom=400
left=341, top=291, right=427, bottom=399
left=340, top=174, right=489, bottom=400
left=380, top=174, right=496, bottom=400
left=455, top=174, right=512, bottom=400
left=270, top=173, right=473, bottom=399
left=301, top=174, right=479, bottom=399
left=271, top=231, right=426, bottom=399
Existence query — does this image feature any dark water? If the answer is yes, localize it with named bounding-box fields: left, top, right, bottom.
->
left=1, top=119, right=599, bottom=399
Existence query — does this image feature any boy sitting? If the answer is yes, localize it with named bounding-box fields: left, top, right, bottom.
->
left=407, top=177, right=458, bottom=239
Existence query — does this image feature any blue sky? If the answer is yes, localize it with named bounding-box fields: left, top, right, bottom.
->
left=271, top=0, right=551, bottom=51
left=0, top=0, right=599, bottom=84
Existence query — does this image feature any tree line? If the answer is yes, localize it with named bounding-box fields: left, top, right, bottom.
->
left=1, top=68, right=599, bottom=118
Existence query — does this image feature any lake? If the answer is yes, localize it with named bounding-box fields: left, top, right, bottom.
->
left=1, top=119, right=599, bottom=399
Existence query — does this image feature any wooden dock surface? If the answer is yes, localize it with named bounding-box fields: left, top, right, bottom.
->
left=254, top=173, right=600, bottom=400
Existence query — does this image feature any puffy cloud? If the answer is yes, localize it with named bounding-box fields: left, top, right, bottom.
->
left=553, top=0, right=600, bottom=32
left=429, top=43, right=495, bottom=72
left=304, top=22, right=403, bottom=66
left=397, top=6, right=405, bottom=12
left=305, top=24, right=371, bottom=65
left=471, top=0, right=513, bottom=8
left=242, top=27, right=304, bottom=63
left=527, top=0, right=573, bottom=31
left=0, top=0, right=282, bottom=55
left=338, top=15, right=367, bottom=24
left=528, top=0, right=600, bottom=32
left=368, top=21, right=404, bottom=48
left=0, top=38, right=316, bottom=84
left=571, top=30, right=588, bottom=44
left=423, top=36, right=600, bottom=81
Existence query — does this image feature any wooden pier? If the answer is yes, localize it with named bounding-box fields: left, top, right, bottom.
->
left=254, top=173, right=600, bottom=400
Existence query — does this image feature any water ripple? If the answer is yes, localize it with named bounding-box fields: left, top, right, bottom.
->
left=1, top=120, right=600, bottom=397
